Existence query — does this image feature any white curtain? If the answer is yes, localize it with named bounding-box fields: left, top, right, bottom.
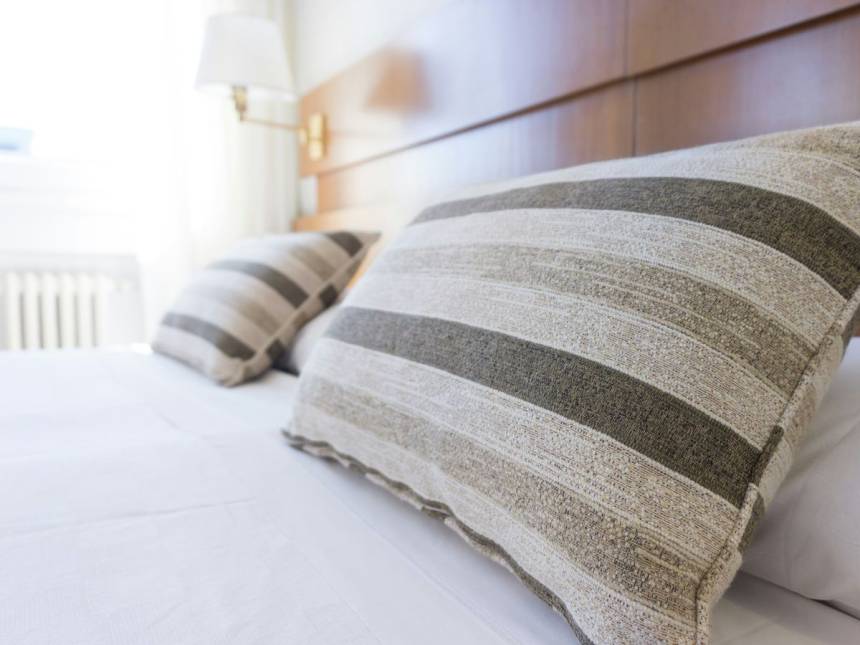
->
left=143, top=0, right=298, bottom=332
left=0, top=0, right=298, bottom=335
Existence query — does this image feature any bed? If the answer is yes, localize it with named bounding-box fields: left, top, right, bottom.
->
left=5, top=4, right=860, bottom=643
left=2, top=347, right=858, bottom=644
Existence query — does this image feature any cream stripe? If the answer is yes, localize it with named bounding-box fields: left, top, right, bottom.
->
left=348, top=273, right=784, bottom=448
left=192, top=269, right=295, bottom=321
left=395, top=209, right=842, bottom=344
left=309, top=338, right=736, bottom=565
left=189, top=283, right=281, bottom=333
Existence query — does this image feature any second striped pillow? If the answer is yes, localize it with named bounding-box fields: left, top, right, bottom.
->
left=154, top=231, right=378, bottom=385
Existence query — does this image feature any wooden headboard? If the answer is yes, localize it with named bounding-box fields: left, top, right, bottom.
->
left=294, top=0, right=860, bottom=270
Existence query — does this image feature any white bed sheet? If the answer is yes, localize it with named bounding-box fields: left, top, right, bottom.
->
left=0, top=349, right=858, bottom=645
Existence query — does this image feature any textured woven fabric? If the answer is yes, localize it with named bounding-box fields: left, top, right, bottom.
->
left=154, top=231, right=378, bottom=385
left=285, top=123, right=860, bottom=643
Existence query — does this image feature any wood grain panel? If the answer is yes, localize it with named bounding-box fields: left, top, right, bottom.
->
left=300, top=0, right=626, bottom=176
left=635, top=8, right=860, bottom=155
left=627, top=0, right=859, bottom=74
left=314, top=82, right=634, bottom=211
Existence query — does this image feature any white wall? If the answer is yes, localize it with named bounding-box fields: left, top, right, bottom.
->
left=288, top=0, right=453, bottom=94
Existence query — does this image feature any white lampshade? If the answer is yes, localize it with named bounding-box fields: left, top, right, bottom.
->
left=195, top=13, right=295, bottom=100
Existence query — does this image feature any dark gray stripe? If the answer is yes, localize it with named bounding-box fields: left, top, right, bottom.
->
left=265, top=338, right=286, bottom=362
left=161, top=312, right=254, bottom=359
left=211, top=259, right=308, bottom=309
left=318, top=284, right=339, bottom=307
left=284, top=431, right=596, bottom=645
left=326, top=231, right=363, bottom=257
left=327, top=306, right=759, bottom=507
left=413, top=177, right=860, bottom=298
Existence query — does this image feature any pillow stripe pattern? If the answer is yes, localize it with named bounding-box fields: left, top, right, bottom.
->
left=154, top=230, right=378, bottom=385
left=286, top=123, right=860, bottom=643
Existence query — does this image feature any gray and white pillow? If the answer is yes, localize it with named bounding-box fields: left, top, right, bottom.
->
left=286, top=123, right=860, bottom=643
left=154, top=231, right=378, bottom=385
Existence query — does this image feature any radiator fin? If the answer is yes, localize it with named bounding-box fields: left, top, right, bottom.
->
left=1, top=270, right=136, bottom=351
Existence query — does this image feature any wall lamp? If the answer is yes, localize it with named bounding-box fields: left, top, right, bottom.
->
left=195, top=13, right=326, bottom=161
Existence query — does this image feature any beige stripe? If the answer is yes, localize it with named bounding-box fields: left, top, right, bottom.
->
left=193, top=269, right=295, bottom=321
left=348, top=273, right=784, bottom=448
left=292, top=402, right=698, bottom=641
left=395, top=209, right=842, bottom=344
left=309, top=338, right=737, bottom=563
left=189, top=283, right=281, bottom=334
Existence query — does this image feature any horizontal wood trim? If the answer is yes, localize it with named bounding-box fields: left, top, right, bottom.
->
left=316, top=82, right=634, bottom=211
left=627, top=0, right=859, bottom=75
left=300, top=0, right=627, bottom=177
left=635, top=7, right=860, bottom=154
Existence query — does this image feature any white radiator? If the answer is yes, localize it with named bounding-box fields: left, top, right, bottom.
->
left=0, top=254, right=144, bottom=351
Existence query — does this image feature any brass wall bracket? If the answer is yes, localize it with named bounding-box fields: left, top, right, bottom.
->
left=303, top=113, right=326, bottom=162
left=231, top=86, right=326, bottom=161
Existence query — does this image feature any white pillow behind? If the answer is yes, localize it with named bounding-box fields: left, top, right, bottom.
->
left=278, top=304, right=341, bottom=374
left=743, top=340, right=860, bottom=617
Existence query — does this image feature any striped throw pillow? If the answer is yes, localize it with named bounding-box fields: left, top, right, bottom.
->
left=154, top=231, right=378, bottom=385
left=286, top=122, right=860, bottom=643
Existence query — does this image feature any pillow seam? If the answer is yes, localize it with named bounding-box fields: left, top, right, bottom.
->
left=232, top=246, right=369, bottom=383
left=693, top=284, right=860, bottom=643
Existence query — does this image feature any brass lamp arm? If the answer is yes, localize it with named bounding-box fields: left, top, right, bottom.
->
left=239, top=116, right=303, bottom=132
left=238, top=114, right=309, bottom=146
left=231, top=86, right=324, bottom=157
